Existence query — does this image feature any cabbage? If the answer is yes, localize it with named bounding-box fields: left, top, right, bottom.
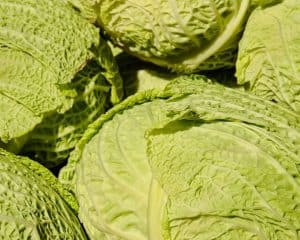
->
left=93, top=0, right=249, bottom=73
left=83, top=0, right=282, bottom=73
left=236, top=0, right=300, bottom=112
left=0, top=148, right=87, bottom=239
left=0, top=0, right=123, bottom=167
left=60, top=77, right=300, bottom=239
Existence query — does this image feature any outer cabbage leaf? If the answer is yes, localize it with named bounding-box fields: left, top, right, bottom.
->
left=60, top=76, right=300, bottom=239
left=0, top=148, right=87, bottom=239
left=147, top=114, right=300, bottom=239
left=21, top=60, right=110, bottom=167
left=0, top=0, right=123, bottom=167
left=146, top=91, right=300, bottom=239
left=236, top=0, right=300, bottom=112
left=76, top=97, right=169, bottom=240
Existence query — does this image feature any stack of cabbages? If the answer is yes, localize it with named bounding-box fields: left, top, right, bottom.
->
left=0, top=0, right=300, bottom=239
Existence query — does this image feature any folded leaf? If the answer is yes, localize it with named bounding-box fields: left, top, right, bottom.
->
left=60, top=75, right=300, bottom=239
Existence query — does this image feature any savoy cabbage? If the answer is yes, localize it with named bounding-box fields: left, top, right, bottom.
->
left=66, top=0, right=282, bottom=73
left=60, top=77, right=300, bottom=239
left=0, top=0, right=299, bottom=239
left=0, top=0, right=123, bottom=167
left=0, top=148, right=87, bottom=239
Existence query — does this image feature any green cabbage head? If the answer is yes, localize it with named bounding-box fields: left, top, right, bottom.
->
left=91, top=0, right=280, bottom=73
left=0, top=0, right=123, bottom=167
left=60, top=76, right=300, bottom=240
left=0, top=148, right=87, bottom=239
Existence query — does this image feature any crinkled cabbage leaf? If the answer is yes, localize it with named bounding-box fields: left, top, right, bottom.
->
left=147, top=95, right=300, bottom=240
left=60, top=76, right=300, bottom=239
left=0, top=0, right=123, bottom=167
left=236, top=0, right=300, bottom=112
left=0, top=148, right=87, bottom=239
left=20, top=60, right=112, bottom=167
left=93, top=0, right=281, bottom=73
